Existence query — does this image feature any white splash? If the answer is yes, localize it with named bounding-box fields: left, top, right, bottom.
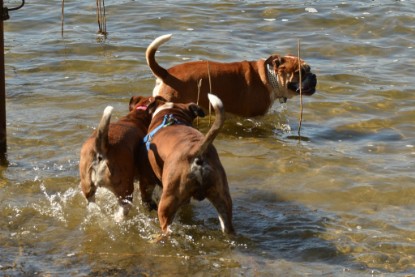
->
left=305, top=7, right=318, bottom=13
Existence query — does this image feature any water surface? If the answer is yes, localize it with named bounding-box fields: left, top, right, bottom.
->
left=1, top=1, right=415, bottom=275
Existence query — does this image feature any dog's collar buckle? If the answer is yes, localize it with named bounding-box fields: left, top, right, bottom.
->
left=164, top=114, right=180, bottom=127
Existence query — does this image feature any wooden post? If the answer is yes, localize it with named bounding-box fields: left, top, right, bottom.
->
left=0, top=0, right=6, bottom=156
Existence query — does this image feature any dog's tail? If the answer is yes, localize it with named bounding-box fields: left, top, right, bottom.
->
left=194, top=94, right=225, bottom=157
left=95, top=106, right=113, bottom=155
left=146, top=34, right=172, bottom=81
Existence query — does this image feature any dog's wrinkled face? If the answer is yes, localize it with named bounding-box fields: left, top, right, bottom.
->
left=270, top=55, right=317, bottom=98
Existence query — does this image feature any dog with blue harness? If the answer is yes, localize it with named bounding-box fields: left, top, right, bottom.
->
left=139, top=94, right=235, bottom=236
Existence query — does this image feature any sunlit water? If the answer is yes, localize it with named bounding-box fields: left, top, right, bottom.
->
left=1, top=0, right=414, bottom=276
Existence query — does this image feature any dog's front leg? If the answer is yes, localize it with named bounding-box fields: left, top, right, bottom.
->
left=114, top=196, right=133, bottom=222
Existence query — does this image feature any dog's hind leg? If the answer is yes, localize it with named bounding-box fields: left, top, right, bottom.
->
left=208, top=194, right=234, bottom=234
left=207, top=179, right=235, bottom=234
left=157, top=191, right=181, bottom=234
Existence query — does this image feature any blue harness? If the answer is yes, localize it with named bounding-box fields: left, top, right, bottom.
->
left=143, top=114, right=184, bottom=151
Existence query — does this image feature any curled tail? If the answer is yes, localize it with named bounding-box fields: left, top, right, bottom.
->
left=146, top=34, right=172, bottom=81
left=95, top=106, right=113, bottom=155
left=194, top=94, right=225, bottom=157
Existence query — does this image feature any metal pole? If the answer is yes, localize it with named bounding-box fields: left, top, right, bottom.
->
left=0, top=0, right=6, bottom=156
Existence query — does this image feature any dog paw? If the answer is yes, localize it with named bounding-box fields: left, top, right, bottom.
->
left=149, top=227, right=173, bottom=243
left=149, top=232, right=171, bottom=244
left=149, top=233, right=165, bottom=244
left=113, top=207, right=126, bottom=223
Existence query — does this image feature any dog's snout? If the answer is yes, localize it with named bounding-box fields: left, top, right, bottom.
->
left=299, top=73, right=317, bottom=95
left=288, top=73, right=317, bottom=96
left=305, top=73, right=317, bottom=86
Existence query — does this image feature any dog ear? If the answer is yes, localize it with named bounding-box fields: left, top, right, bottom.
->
left=129, top=96, right=144, bottom=111
left=272, top=56, right=284, bottom=69
left=188, top=104, right=205, bottom=118
left=146, top=96, right=167, bottom=115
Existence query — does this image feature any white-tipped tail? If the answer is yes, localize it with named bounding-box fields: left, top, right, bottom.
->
left=146, top=34, right=172, bottom=65
left=95, top=105, right=114, bottom=155
left=193, top=94, right=225, bottom=157
left=151, top=34, right=172, bottom=47
left=103, top=106, right=114, bottom=118
left=207, top=93, right=223, bottom=110
left=146, top=34, right=173, bottom=80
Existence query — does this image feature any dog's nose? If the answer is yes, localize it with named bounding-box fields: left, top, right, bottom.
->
left=298, top=73, right=317, bottom=95
left=287, top=73, right=317, bottom=95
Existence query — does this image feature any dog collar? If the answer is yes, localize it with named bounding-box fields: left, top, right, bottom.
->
left=143, top=114, right=184, bottom=151
left=266, top=64, right=286, bottom=103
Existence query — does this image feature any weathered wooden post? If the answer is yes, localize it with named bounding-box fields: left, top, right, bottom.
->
left=0, top=1, right=25, bottom=160
left=1, top=0, right=7, bottom=156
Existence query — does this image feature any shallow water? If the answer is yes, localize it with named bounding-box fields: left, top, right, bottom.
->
left=1, top=0, right=415, bottom=276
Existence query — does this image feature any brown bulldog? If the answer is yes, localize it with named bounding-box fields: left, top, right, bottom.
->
left=79, top=96, right=154, bottom=221
left=141, top=94, right=234, bottom=235
left=146, top=34, right=317, bottom=117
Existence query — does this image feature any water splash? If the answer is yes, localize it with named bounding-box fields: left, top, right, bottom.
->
left=32, top=183, right=78, bottom=225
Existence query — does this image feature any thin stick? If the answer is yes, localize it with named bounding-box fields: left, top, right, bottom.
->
left=196, top=79, right=202, bottom=127
left=96, top=0, right=101, bottom=32
left=102, top=0, right=107, bottom=35
left=96, top=0, right=107, bottom=36
left=297, top=39, right=303, bottom=138
left=207, top=61, right=212, bottom=126
left=61, top=0, right=64, bottom=37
